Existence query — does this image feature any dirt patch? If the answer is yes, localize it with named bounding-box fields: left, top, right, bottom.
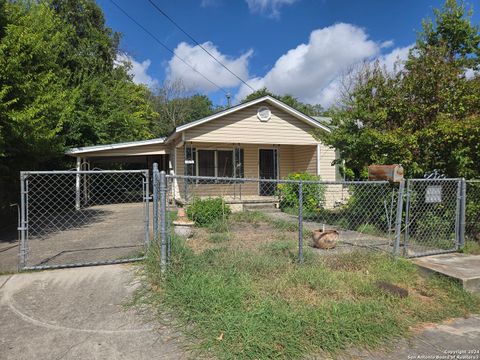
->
left=186, top=221, right=298, bottom=254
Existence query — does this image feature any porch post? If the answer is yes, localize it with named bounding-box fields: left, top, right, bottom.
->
left=316, top=144, right=321, bottom=177
left=75, top=157, right=81, bottom=210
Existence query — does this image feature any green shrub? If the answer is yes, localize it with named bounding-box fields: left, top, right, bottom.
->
left=278, top=172, right=326, bottom=213
left=186, top=197, right=231, bottom=227
left=343, top=184, right=392, bottom=231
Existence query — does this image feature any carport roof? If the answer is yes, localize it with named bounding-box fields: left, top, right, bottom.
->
left=66, top=137, right=166, bottom=156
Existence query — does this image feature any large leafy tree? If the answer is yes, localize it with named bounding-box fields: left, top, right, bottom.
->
left=318, top=0, right=480, bottom=179
left=0, top=0, right=156, bottom=226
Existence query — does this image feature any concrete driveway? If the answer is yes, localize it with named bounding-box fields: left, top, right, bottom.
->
left=0, top=264, right=186, bottom=360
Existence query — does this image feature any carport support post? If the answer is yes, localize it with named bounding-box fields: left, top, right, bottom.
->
left=75, top=157, right=81, bottom=211
left=393, top=180, right=405, bottom=256
left=298, top=181, right=304, bottom=264
left=159, top=170, right=167, bottom=273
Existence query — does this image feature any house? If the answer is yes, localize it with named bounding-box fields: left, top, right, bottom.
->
left=67, top=95, right=338, bottom=207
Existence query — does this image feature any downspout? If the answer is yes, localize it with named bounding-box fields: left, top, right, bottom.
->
left=316, top=144, right=321, bottom=177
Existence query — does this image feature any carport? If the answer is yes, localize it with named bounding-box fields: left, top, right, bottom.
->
left=66, top=137, right=171, bottom=173
left=66, top=137, right=170, bottom=212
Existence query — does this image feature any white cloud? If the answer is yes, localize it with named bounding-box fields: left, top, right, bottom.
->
left=236, top=23, right=380, bottom=106
left=246, top=0, right=298, bottom=18
left=166, top=41, right=253, bottom=92
left=376, top=44, right=412, bottom=73
left=116, top=53, right=159, bottom=88
left=380, top=40, right=394, bottom=49
left=235, top=24, right=414, bottom=108
left=164, top=23, right=414, bottom=108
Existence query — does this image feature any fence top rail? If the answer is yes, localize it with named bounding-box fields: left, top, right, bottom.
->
left=165, top=174, right=391, bottom=185
left=466, top=179, right=480, bottom=183
left=21, top=170, right=149, bottom=175
left=408, top=178, right=463, bottom=182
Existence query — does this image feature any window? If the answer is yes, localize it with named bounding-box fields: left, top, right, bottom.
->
left=217, top=150, right=233, bottom=178
left=197, top=150, right=215, bottom=177
left=185, top=147, right=196, bottom=176
left=188, top=148, right=244, bottom=181
left=234, top=147, right=244, bottom=179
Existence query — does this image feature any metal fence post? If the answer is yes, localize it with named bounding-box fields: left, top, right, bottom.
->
left=18, top=173, right=27, bottom=270
left=393, top=180, right=405, bottom=256
left=144, top=169, right=150, bottom=248
left=458, top=178, right=466, bottom=250
left=454, top=180, right=462, bottom=248
left=298, top=180, right=304, bottom=264
left=403, top=180, right=411, bottom=257
left=152, top=163, right=159, bottom=243
left=159, top=170, right=167, bottom=273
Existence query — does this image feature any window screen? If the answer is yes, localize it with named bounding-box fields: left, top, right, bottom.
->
left=197, top=150, right=215, bottom=177
left=234, top=148, right=244, bottom=178
left=217, top=150, right=233, bottom=178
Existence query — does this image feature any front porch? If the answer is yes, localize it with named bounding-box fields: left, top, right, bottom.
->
left=171, top=141, right=320, bottom=204
left=175, top=194, right=279, bottom=212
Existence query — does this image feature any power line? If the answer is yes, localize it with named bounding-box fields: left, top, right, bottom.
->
left=146, top=0, right=256, bottom=93
left=108, top=0, right=228, bottom=94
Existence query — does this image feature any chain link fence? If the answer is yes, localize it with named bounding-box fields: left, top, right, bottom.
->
left=403, top=178, right=463, bottom=257
left=152, top=171, right=403, bottom=272
left=19, top=170, right=149, bottom=270
left=17, top=165, right=472, bottom=272
left=466, top=180, right=480, bottom=243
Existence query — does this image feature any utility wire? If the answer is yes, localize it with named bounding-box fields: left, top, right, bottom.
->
left=147, top=0, right=256, bottom=92
left=108, top=0, right=228, bottom=94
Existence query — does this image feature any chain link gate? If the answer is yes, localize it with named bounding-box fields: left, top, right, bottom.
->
left=18, top=170, right=150, bottom=270
left=403, top=178, right=465, bottom=258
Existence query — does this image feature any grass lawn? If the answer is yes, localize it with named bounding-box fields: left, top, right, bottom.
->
left=462, top=240, right=480, bottom=255
left=138, top=211, right=480, bottom=359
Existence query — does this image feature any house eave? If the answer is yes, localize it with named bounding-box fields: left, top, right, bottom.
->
left=66, top=137, right=166, bottom=156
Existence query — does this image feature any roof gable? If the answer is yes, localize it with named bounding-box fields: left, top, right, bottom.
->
left=174, top=96, right=331, bottom=135
left=183, top=100, right=325, bottom=145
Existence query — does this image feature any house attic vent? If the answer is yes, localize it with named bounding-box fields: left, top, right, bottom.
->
left=257, top=106, right=271, bottom=122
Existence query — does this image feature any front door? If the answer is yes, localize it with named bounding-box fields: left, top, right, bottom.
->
left=259, top=149, right=278, bottom=196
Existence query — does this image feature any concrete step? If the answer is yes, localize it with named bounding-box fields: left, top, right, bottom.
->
left=413, top=253, right=480, bottom=294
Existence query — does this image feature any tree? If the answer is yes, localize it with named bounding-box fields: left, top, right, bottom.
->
left=149, top=80, right=215, bottom=136
left=242, top=88, right=325, bottom=117
left=317, top=0, right=480, bottom=179
left=48, top=0, right=120, bottom=80
left=0, top=0, right=156, bottom=227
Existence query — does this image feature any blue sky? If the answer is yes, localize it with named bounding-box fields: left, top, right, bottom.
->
left=98, top=0, right=480, bottom=108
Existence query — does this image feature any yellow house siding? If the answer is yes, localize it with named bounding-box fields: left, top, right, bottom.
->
left=184, top=101, right=319, bottom=145
left=279, top=145, right=294, bottom=178
left=292, top=146, right=317, bottom=175
left=319, top=144, right=337, bottom=181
